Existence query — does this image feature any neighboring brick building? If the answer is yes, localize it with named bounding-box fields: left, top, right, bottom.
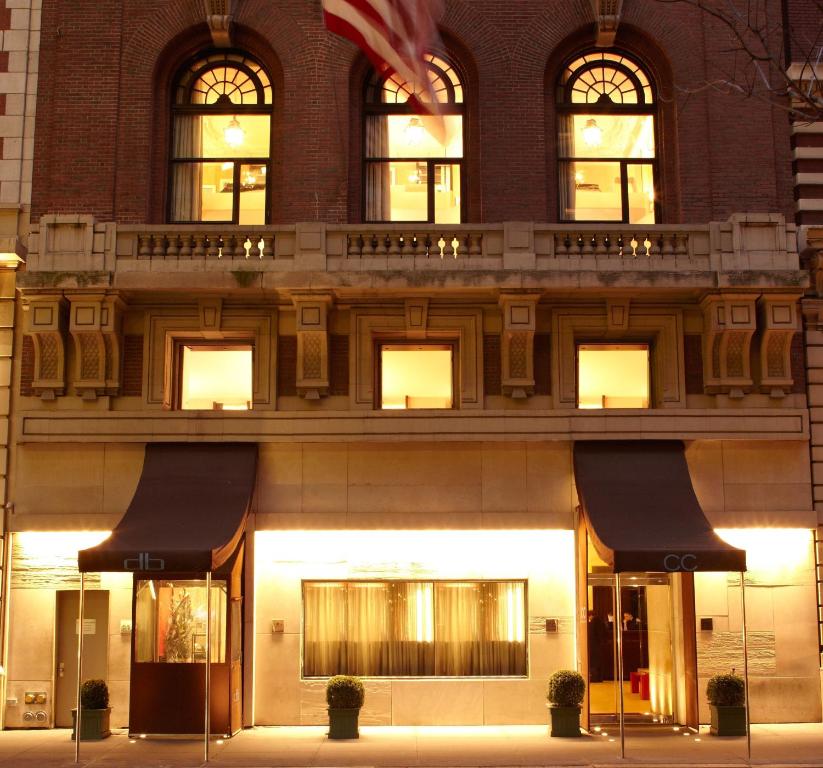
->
left=1, top=0, right=821, bottom=738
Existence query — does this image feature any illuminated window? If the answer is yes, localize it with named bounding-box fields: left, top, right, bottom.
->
left=170, top=51, right=272, bottom=224
left=364, top=54, right=464, bottom=223
left=577, top=344, right=650, bottom=409
left=303, top=580, right=526, bottom=677
left=134, top=579, right=227, bottom=663
left=380, top=343, right=454, bottom=409
left=557, top=51, right=657, bottom=223
left=179, top=344, right=253, bottom=410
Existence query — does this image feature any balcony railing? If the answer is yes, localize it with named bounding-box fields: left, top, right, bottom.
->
left=25, top=213, right=800, bottom=276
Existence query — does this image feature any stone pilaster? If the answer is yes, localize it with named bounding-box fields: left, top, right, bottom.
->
left=291, top=293, right=333, bottom=400
left=499, top=294, right=540, bottom=399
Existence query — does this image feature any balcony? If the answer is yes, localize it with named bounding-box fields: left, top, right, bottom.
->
left=21, top=213, right=805, bottom=292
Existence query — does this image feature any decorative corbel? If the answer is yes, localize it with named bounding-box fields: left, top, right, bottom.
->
left=24, top=294, right=68, bottom=400
left=292, top=293, right=333, bottom=400
left=198, top=298, right=223, bottom=339
left=700, top=294, right=758, bottom=397
left=405, top=298, right=429, bottom=340
left=757, top=294, right=801, bottom=398
left=67, top=293, right=125, bottom=400
left=591, top=0, right=624, bottom=47
left=499, top=294, right=541, bottom=399
left=204, top=0, right=233, bottom=48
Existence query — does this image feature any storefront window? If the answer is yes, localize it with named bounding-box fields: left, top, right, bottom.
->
left=135, top=579, right=227, bottom=663
left=302, top=580, right=526, bottom=677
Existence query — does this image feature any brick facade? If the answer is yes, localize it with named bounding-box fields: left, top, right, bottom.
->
left=31, top=0, right=796, bottom=225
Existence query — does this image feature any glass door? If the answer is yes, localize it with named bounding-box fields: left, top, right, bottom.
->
left=586, top=539, right=679, bottom=725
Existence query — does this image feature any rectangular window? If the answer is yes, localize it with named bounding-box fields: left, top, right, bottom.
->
left=179, top=343, right=253, bottom=410
left=302, top=580, right=527, bottom=678
left=134, top=579, right=227, bottom=663
left=577, top=344, right=650, bottom=409
left=380, top=344, right=454, bottom=409
left=364, top=114, right=463, bottom=223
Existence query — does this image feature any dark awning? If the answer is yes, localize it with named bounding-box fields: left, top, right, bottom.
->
left=573, top=440, right=745, bottom=573
left=78, top=443, right=257, bottom=573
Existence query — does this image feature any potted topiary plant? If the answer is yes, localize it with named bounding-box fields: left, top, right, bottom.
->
left=326, top=675, right=365, bottom=739
left=71, top=679, right=111, bottom=741
left=547, top=670, right=585, bottom=737
left=707, top=672, right=746, bottom=736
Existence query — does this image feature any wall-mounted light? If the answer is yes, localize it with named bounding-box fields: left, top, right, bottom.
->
left=582, top=118, right=603, bottom=148
left=224, top=116, right=245, bottom=148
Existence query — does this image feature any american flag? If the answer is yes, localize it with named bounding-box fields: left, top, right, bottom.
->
left=322, top=0, right=444, bottom=109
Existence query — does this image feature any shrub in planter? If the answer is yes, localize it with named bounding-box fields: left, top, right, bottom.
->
left=707, top=673, right=746, bottom=737
left=72, top=679, right=111, bottom=741
left=547, top=670, right=585, bottom=737
left=326, top=675, right=365, bottom=739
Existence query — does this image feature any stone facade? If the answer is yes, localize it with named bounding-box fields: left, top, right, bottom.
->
left=1, top=0, right=821, bottom=735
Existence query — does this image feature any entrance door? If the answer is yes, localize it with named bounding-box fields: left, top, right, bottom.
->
left=129, top=542, right=244, bottom=736
left=55, top=590, right=109, bottom=727
left=585, top=572, right=696, bottom=726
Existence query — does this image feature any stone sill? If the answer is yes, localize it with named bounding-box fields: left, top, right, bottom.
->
left=17, top=408, right=808, bottom=444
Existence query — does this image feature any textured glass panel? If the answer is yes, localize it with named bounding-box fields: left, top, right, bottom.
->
left=134, top=580, right=226, bottom=663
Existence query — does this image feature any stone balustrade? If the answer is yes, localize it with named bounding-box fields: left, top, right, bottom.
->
left=21, top=213, right=802, bottom=279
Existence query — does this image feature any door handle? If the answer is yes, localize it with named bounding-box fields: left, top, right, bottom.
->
left=57, top=662, right=65, bottom=678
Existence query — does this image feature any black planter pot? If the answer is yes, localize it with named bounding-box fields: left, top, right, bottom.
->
left=71, top=708, right=111, bottom=741
left=549, top=705, right=582, bottom=737
left=709, top=704, right=747, bottom=736
left=328, top=707, right=360, bottom=739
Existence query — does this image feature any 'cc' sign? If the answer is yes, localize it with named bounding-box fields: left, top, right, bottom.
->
left=663, top=554, right=698, bottom=572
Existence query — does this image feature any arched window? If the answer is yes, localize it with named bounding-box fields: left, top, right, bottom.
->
left=170, top=51, right=272, bottom=224
left=364, top=54, right=464, bottom=223
left=556, top=51, right=658, bottom=224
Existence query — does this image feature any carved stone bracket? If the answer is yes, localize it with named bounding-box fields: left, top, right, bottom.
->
left=67, top=293, right=125, bottom=400
left=701, top=294, right=757, bottom=397
left=292, top=293, right=333, bottom=400
left=592, top=0, right=624, bottom=47
left=204, top=0, right=233, bottom=47
left=757, top=294, right=801, bottom=397
left=499, top=294, right=540, bottom=399
left=24, top=294, right=68, bottom=400
left=405, top=298, right=429, bottom=339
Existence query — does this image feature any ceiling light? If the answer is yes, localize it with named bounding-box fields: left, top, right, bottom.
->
left=224, top=117, right=244, bottom=148
left=582, top=118, right=603, bottom=148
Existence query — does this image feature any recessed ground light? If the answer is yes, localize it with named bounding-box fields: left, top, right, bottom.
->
left=593, top=726, right=601, bottom=732
left=216, top=739, right=224, bottom=745
left=672, top=726, right=680, bottom=732
left=140, top=734, right=147, bottom=739
left=129, top=739, right=136, bottom=744
left=694, top=737, right=701, bottom=742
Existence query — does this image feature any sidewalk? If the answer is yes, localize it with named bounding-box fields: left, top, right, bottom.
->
left=1, top=723, right=822, bottom=768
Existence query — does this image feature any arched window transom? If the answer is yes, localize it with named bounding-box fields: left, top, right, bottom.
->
left=169, top=51, right=272, bottom=224
left=556, top=51, right=658, bottom=224
left=363, top=54, right=465, bottom=223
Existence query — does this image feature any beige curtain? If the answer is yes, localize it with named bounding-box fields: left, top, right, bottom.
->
left=365, top=115, right=390, bottom=221
left=304, top=580, right=525, bottom=677
left=172, top=115, right=203, bottom=221
left=304, top=582, right=347, bottom=676
left=558, top=114, right=576, bottom=219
